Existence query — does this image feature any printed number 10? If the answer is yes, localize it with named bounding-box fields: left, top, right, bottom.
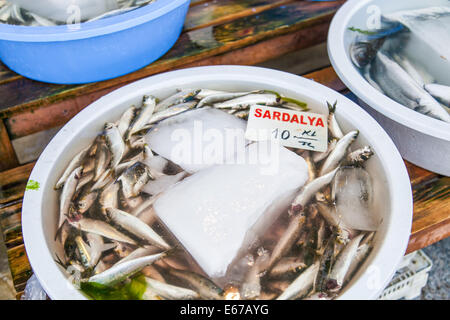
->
left=272, top=128, right=290, bottom=140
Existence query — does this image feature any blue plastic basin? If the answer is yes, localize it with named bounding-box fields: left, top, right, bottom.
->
left=0, top=0, right=190, bottom=84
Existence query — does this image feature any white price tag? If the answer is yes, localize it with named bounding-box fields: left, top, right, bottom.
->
left=245, top=105, right=328, bottom=152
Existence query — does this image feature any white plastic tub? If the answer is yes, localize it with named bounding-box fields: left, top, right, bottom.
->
left=21, top=66, right=413, bottom=300
left=328, top=0, right=450, bottom=176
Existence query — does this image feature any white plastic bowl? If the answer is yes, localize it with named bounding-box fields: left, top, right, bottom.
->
left=328, top=0, right=450, bottom=176
left=22, top=66, right=412, bottom=300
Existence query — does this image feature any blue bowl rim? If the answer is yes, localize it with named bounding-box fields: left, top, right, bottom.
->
left=0, top=0, right=190, bottom=42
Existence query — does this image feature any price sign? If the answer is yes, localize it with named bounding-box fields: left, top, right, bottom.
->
left=245, top=105, right=328, bottom=152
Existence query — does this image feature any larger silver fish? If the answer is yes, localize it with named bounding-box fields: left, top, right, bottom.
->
left=424, top=83, right=450, bottom=108
left=371, top=51, right=450, bottom=122
left=55, top=148, right=88, bottom=189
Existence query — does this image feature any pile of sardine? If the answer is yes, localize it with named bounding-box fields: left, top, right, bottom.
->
left=349, top=6, right=450, bottom=123
left=54, top=89, right=377, bottom=300
left=0, top=0, right=156, bottom=26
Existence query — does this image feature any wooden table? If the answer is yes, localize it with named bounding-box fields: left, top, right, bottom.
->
left=0, top=0, right=448, bottom=299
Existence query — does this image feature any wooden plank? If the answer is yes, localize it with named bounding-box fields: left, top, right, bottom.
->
left=185, top=0, right=293, bottom=31
left=0, top=120, right=19, bottom=171
left=0, top=0, right=343, bottom=120
left=0, top=162, right=35, bottom=205
left=6, top=244, right=31, bottom=290
left=0, top=202, right=22, bottom=249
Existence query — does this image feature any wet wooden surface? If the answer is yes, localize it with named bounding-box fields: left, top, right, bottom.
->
left=0, top=0, right=448, bottom=299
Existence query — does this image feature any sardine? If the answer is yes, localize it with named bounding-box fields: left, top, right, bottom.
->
left=76, top=189, right=98, bottom=215
left=169, top=269, right=223, bottom=300
left=264, top=215, right=306, bottom=271
left=104, top=123, right=125, bottom=168
left=344, top=146, right=374, bottom=166
left=59, top=167, right=83, bottom=228
left=69, top=218, right=137, bottom=245
left=327, top=101, right=344, bottom=139
left=105, top=207, right=170, bottom=249
left=319, top=130, right=358, bottom=176
left=213, top=93, right=279, bottom=109
left=269, top=257, right=307, bottom=278
left=117, top=162, right=152, bottom=199
left=74, top=236, right=92, bottom=270
left=99, top=182, right=119, bottom=213
left=86, top=233, right=116, bottom=268
left=94, top=140, right=111, bottom=181
left=128, top=95, right=156, bottom=139
left=87, top=252, right=167, bottom=286
left=55, top=148, right=88, bottom=189
left=197, top=91, right=260, bottom=108
left=290, top=167, right=339, bottom=214
left=144, top=277, right=199, bottom=300
left=276, top=260, right=320, bottom=300
left=115, top=246, right=161, bottom=266
left=325, top=234, right=365, bottom=292
left=312, top=138, right=337, bottom=163
left=117, top=106, right=136, bottom=139
left=154, top=90, right=200, bottom=113
left=148, top=101, right=197, bottom=125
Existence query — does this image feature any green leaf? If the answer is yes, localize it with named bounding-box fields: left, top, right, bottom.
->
left=348, top=26, right=378, bottom=36
left=80, top=275, right=147, bottom=300
left=25, top=180, right=40, bottom=191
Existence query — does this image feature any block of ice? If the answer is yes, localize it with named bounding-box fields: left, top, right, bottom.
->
left=145, top=107, right=247, bottom=173
left=153, top=142, right=309, bottom=280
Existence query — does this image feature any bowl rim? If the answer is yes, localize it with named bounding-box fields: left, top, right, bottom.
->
left=327, top=0, right=450, bottom=141
left=0, top=0, right=190, bottom=42
left=22, top=65, right=413, bottom=300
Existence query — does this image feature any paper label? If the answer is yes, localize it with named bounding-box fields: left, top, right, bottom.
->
left=245, top=105, right=328, bottom=152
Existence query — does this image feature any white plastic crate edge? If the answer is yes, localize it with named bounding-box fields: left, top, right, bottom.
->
left=378, top=249, right=433, bottom=300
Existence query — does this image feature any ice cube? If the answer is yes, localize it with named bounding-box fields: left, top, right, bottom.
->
left=145, top=107, right=247, bottom=173
left=153, top=142, right=309, bottom=280
left=332, top=167, right=378, bottom=231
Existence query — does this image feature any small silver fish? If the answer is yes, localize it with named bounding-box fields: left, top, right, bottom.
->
left=264, top=215, right=306, bottom=271
left=344, top=146, right=374, bottom=166
left=117, top=162, right=152, bottom=199
left=325, top=233, right=365, bottom=292
left=105, top=207, right=170, bottom=249
left=269, top=257, right=307, bottom=278
left=319, top=130, right=359, bottom=176
left=154, top=89, right=200, bottom=113
left=169, top=269, right=223, bottom=300
left=276, top=260, right=320, bottom=300
left=128, top=95, right=156, bottom=139
left=87, top=252, right=167, bottom=286
left=86, top=233, right=116, bottom=268
left=117, top=106, right=136, bottom=139
left=312, top=138, right=338, bottom=163
left=197, top=91, right=261, bottom=108
left=144, top=277, right=200, bottom=300
left=69, top=218, right=137, bottom=245
left=290, top=167, right=339, bottom=214
left=59, top=167, right=83, bottom=228
left=55, top=148, right=88, bottom=189
left=327, top=101, right=344, bottom=139
left=213, top=93, right=279, bottom=109
left=104, top=123, right=125, bottom=168
left=148, top=101, right=197, bottom=125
